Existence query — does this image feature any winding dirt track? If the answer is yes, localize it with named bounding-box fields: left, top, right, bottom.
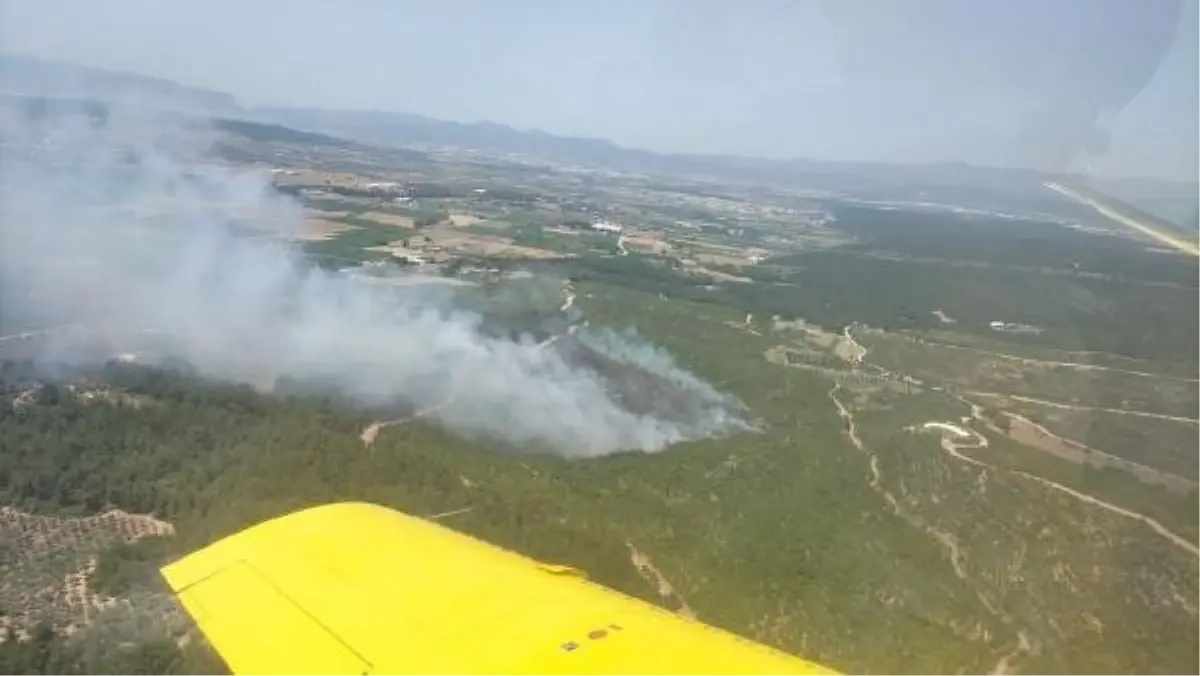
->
left=997, top=410, right=1195, bottom=492
left=788, top=324, right=1195, bottom=672
left=829, top=384, right=969, bottom=580
left=829, top=384, right=1031, bottom=671
left=894, top=333, right=1198, bottom=382
left=627, top=543, right=695, bottom=618
left=933, top=404, right=1199, bottom=558
left=360, top=390, right=460, bottom=447
left=966, top=391, right=1199, bottom=425
left=991, top=631, right=1032, bottom=676
left=1014, top=469, right=1198, bottom=556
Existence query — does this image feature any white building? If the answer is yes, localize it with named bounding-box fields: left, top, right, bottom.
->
left=591, top=221, right=624, bottom=234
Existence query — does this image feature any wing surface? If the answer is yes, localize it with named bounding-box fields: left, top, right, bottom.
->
left=161, top=501, right=838, bottom=675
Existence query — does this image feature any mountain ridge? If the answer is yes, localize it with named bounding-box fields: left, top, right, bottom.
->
left=3, top=53, right=1195, bottom=198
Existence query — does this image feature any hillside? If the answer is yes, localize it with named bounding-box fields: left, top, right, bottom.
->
left=5, top=54, right=1193, bottom=208
left=1, top=64, right=1197, bottom=674
left=1, top=275, right=1195, bottom=674
left=0, top=55, right=237, bottom=114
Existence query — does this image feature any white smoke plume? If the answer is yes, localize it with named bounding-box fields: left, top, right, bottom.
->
left=0, top=103, right=751, bottom=456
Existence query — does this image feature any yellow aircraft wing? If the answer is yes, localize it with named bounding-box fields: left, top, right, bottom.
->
left=160, top=502, right=838, bottom=675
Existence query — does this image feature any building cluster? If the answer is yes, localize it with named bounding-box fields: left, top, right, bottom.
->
left=590, top=220, right=623, bottom=235
left=988, top=320, right=1044, bottom=335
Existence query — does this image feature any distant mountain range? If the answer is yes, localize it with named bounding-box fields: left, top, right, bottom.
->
left=0, top=55, right=1027, bottom=181
left=3, top=53, right=1195, bottom=222
left=254, top=105, right=1057, bottom=189
left=0, top=54, right=239, bottom=115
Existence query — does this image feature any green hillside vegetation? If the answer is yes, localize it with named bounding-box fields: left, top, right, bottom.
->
left=853, top=329, right=1200, bottom=484
left=540, top=244, right=1198, bottom=363
left=5, top=68, right=1198, bottom=676
left=856, top=330, right=1199, bottom=424
left=852, top=390, right=1197, bottom=674
left=997, top=400, right=1200, bottom=480
left=895, top=329, right=1200, bottom=379
left=1, top=282, right=1195, bottom=674
left=815, top=204, right=1198, bottom=288
left=512, top=224, right=621, bottom=256
left=301, top=221, right=403, bottom=264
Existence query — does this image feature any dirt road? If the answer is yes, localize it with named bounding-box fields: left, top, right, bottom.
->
left=536, top=320, right=587, bottom=350
left=360, top=305, right=585, bottom=448
left=1018, top=469, right=1199, bottom=556
left=929, top=407, right=1199, bottom=558
left=769, top=313, right=1192, bottom=671
left=991, top=631, right=1032, bottom=676
left=837, top=325, right=867, bottom=365
left=917, top=409, right=1197, bottom=676
left=360, top=389, right=461, bottom=447
left=896, top=334, right=1197, bottom=382
left=967, top=391, right=1199, bottom=425
left=998, top=410, right=1195, bottom=493
left=830, top=385, right=969, bottom=580
left=627, top=543, right=695, bottom=618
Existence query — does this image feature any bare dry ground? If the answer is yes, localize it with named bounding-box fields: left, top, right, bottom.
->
left=680, top=260, right=752, bottom=283
left=411, top=225, right=569, bottom=260
left=224, top=208, right=353, bottom=242
left=622, top=233, right=672, bottom=255
left=293, top=217, right=354, bottom=242
left=359, top=211, right=416, bottom=228
left=772, top=318, right=838, bottom=348
left=694, top=251, right=757, bottom=267
left=295, top=208, right=354, bottom=238
left=271, top=169, right=380, bottom=190
left=448, top=212, right=482, bottom=227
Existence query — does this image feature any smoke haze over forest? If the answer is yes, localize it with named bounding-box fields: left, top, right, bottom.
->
left=0, top=109, right=751, bottom=456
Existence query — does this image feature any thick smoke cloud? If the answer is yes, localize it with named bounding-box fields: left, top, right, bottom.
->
left=0, top=106, right=751, bottom=456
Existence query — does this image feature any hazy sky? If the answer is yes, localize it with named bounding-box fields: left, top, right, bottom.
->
left=3, top=0, right=1196, bottom=179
